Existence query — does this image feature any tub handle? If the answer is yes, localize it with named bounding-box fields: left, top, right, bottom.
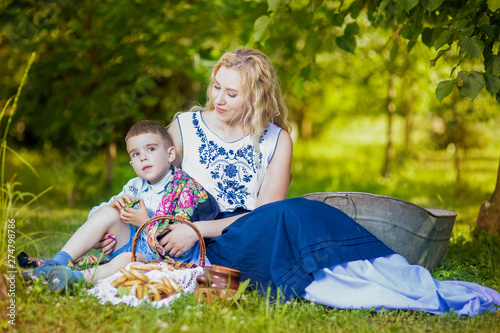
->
left=322, top=193, right=357, bottom=220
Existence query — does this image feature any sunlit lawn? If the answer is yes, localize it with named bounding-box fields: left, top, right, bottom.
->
left=4, top=114, right=500, bottom=332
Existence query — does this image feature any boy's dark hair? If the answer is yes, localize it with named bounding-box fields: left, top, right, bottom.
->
left=125, top=120, right=173, bottom=146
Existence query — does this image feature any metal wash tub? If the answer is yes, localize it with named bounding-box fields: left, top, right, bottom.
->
left=301, top=192, right=457, bottom=271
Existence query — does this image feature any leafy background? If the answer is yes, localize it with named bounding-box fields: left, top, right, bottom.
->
left=2, top=1, right=500, bottom=331
left=2, top=0, right=499, bottom=206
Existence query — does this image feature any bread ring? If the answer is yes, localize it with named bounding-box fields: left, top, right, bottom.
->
left=148, top=281, right=165, bottom=289
left=130, top=268, right=149, bottom=283
left=167, top=276, right=183, bottom=293
left=130, top=263, right=162, bottom=271
left=148, top=284, right=161, bottom=302
left=129, top=284, right=138, bottom=298
left=123, top=279, right=143, bottom=287
left=110, top=275, right=128, bottom=287
left=119, top=268, right=137, bottom=280
left=161, top=277, right=175, bottom=293
left=144, top=284, right=160, bottom=302
left=156, top=286, right=174, bottom=298
left=137, top=285, right=144, bottom=299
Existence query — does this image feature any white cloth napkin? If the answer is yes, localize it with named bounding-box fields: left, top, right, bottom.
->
left=87, top=262, right=205, bottom=308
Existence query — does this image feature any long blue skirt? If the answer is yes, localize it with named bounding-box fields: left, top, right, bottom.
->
left=206, top=197, right=394, bottom=299
left=206, top=197, right=500, bottom=316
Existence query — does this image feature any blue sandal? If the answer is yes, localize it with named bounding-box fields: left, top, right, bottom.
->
left=22, top=259, right=59, bottom=282
left=47, top=266, right=76, bottom=292
left=32, top=259, right=59, bottom=277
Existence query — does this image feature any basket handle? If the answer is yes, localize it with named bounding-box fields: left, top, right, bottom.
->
left=131, top=214, right=206, bottom=267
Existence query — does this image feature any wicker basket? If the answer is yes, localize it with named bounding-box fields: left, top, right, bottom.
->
left=131, top=215, right=241, bottom=305
left=130, top=214, right=206, bottom=267
left=130, top=214, right=242, bottom=304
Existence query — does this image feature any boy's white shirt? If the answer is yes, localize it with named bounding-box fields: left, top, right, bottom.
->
left=88, top=171, right=173, bottom=220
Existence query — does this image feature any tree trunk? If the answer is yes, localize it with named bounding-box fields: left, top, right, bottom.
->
left=475, top=155, right=500, bottom=234
left=451, top=91, right=462, bottom=189
left=400, top=81, right=415, bottom=165
left=403, top=103, right=412, bottom=153
left=67, top=186, right=75, bottom=206
left=301, top=115, right=312, bottom=140
left=382, top=73, right=396, bottom=178
left=401, top=53, right=414, bottom=157
left=299, top=105, right=312, bottom=140
left=104, top=140, right=117, bottom=198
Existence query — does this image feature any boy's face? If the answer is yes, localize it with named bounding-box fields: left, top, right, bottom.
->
left=126, top=133, right=175, bottom=185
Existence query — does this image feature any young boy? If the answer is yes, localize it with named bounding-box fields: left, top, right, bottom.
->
left=25, top=120, right=218, bottom=291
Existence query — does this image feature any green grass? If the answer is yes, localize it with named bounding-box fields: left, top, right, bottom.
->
left=11, top=287, right=500, bottom=333
left=3, top=114, right=500, bottom=332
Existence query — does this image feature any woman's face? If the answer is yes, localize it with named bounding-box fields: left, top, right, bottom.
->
left=211, top=66, right=245, bottom=124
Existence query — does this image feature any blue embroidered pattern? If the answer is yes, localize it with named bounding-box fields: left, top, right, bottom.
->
left=193, top=113, right=265, bottom=207
left=127, top=185, right=139, bottom=198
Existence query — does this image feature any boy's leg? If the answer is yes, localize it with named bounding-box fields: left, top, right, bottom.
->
left=60, top=205, right=131, bottom=262
left=82, top=252, right=148, bottom=283
left=46, top=252, right=148, bottom=291
left=27, top=206, right=131, bottom=279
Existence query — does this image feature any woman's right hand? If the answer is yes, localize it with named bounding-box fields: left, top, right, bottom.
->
left=94, top=233, right=117, bottom=255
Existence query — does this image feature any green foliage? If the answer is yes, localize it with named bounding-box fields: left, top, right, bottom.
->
left=461, top=36, right=484, bottom=59
left=1, top=53, right=49, bottom=264
left=433, top=231, right=500, bottom=288
left=0, top=53, right=53, bottom=323
left=395, top=0, right=420, bottom=14
left=2, top=0, right=499, bottom=196
left=421, top=0, right=446, bottom=12
left=254, top=15, right=272, bottom=42
left=436, top=79, right=459, bottom=102
left=458, top=71, right=486, bottom=100
left=250, top=0, right=500, bottom=106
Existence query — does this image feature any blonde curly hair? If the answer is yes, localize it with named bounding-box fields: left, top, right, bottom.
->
left=193, top=48, right=290, bottom=166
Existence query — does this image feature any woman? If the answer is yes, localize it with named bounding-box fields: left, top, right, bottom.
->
left=102, top=48, right=500, bottom=316
left=163, top=47, right=393, bottom=296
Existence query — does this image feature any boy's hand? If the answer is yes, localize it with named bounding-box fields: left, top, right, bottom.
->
left=94, top=233, right=117, bottom=255
left=110, top=195, right=136, bottom=210
left=120, top=199, right=149, bottom=227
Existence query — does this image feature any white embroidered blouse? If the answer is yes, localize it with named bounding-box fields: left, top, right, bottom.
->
left=177, top=110, right=282, bottom=212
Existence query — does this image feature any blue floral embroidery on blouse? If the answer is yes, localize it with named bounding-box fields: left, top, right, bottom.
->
left=193, top=113, right=265, bottom=207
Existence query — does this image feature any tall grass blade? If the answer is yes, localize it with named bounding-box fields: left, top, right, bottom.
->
left=0, top=96, right=14, bottom=121
left=14, top=185, right=53, bottom=217
left=16, top=230, right=73, bottom=241
left=1, top=52, right=36, bottom=190
left=5, top=145, right=39, bottom=177
left=16, top=237, right=50, bottom=251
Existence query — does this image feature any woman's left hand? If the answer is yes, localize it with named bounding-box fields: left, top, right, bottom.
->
left=158, top=223, right=198, bottom=258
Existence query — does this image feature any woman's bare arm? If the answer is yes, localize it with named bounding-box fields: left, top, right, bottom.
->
left=167, top=118, right=183, bottom=168
left=255, top=130, right=293, bottom=208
